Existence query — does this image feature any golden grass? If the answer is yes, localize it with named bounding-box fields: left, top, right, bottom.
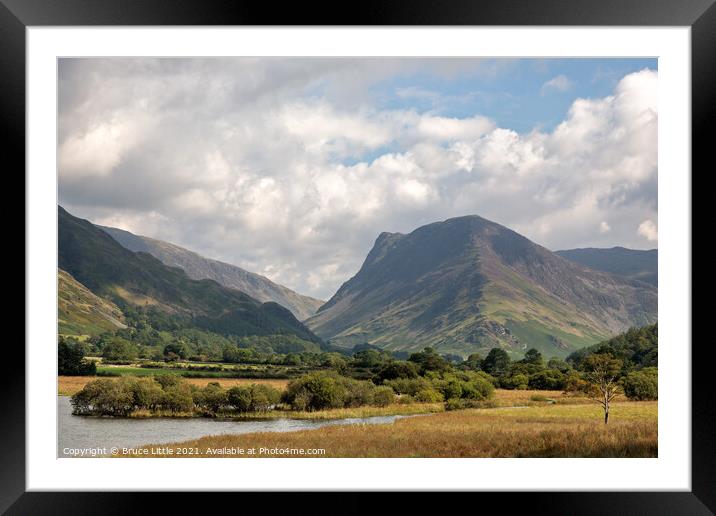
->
left=491, top=389, right=627, bottom=406
left=121, top=401, right=657, bottom=458
left=58, top=375, right=290, bottom=396
left=239, top=402, right=444, bottom=420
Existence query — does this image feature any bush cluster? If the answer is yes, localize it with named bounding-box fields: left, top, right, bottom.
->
left=70, top=376, right=282, bottom=417
left=281, top=372, right=396, bottom=411
left=621, top=367, right=658, bottom=400
left=385, top=370, right=495, bottom=406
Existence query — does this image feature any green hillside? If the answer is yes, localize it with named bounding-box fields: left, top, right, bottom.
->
left=556, top=247, right=657, bottom=286
left=58, top=206, right=321, bottom=344
left=58, top=268, right=127, bottom=336
left=308, top=216, right=657, bottom=358
left=99, top=225, right=324, bottom=320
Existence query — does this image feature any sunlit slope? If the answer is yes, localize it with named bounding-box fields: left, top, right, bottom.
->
left=99, top=225, right=324, bottom=321
left=58, top=268, right=127, bottom=336
left=58, top=206, right=322, bottom=343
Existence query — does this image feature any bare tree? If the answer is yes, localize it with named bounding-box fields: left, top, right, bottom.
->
left=582, top=354, right=623, bottom=424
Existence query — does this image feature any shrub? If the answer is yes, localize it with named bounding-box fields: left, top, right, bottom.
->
left=70, top=378, right=134, bottom=416
left=397, top=394, right=415, bottom=405
left=414, top=389, right=444, bottom=403
left=161, top=385, right=194, bottom=413
left=282, top=372, right=347, bottom=411
left=372, top=386, right=395, bottom=407
left=194, top=382, right=228, bottom=414
left=622, top=368, right=658, bottom=400
left=465, top=376, right=495, bottom=400
left=563, top=371, right=589, bottom=394
left=127, top=377, right=163, bottom=410
left=528, top=369, right=566, bottom=390
left=377, top=361, right=419, bottom=382
left=500, top=374, right=529, bottom=390
left=290, top=390, right=312, bottom=411
left=227, top=386, right=252, bottom=412
left=385, top=377, right=431, bottom=396
left=440, top=379, right=464, bottom=400
left=248, top=384, right=281, bottom=412
left=445, top=398, right=465, bottom=411
left=343, top=379, right=375, bottom=407
left=474, top=370, right=499, bottom=387
left=154, top=375, right=182, bottom=390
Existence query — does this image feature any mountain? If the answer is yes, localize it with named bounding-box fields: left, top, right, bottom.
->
left=58, top=206, right=321, bottom=343
left=98, top=225, right=323, bottom=321
left=306, top=215, right=657, bottom=358
left=555, top=247, right=657, bottom=287
left=58, top=268, right=127, bottom=336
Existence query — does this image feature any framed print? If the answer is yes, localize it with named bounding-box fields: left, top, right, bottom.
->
left=4, top=0, right=712, bottom=512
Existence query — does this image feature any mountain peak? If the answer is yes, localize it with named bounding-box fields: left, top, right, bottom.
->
left=308, top=216, right=657, bottom=358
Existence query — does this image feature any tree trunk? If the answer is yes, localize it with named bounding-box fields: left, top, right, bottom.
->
left=604, top=407, right=609, bottom=424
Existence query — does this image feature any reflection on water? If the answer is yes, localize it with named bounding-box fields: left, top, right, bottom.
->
left=57, top=396, right=407, bottom=457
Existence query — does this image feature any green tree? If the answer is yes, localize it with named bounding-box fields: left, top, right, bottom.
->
left=481, top=348, right=511, bottom=376
left=463, top=353, right=483, bottom=371
left=622, top=367, right=658, bottom=400
left=101, top=337, right=138, bottom=362
left=500, top=374, right=529, bottom=390
left=547, top=357, right=571, bottom=373
left=163, top=342, right=188, bottom=360
left=522, top=348, right=544, bottom=367
left=58, top=338, right=96, bottom=376
left=408, top=347, right=451, bottom=374
left=353, top=349, right=391, bottom=368
left=528, top=369, right=566, bottom=390
left=377, top=361, right=419, bottom=382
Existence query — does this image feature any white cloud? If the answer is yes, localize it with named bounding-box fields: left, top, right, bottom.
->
left=638, top=219, right=658, bottom=242
left=59, top=60, right=657, bottom=299
left=541, top=74, right=573, bottom=95
left=416, top=115, right=493, bottom=141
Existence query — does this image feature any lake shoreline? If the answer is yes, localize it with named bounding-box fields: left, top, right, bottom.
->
left=59, top=395, right=445, bottom=421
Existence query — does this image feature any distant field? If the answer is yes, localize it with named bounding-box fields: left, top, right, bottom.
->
left=58, top=375, right=290, bottom=396
left=90, top=361, right=312, bottom=380
left=122, top=401, right=657, bottom=458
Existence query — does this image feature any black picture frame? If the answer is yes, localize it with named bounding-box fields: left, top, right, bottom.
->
left=4, top=0, right=710, bottom=513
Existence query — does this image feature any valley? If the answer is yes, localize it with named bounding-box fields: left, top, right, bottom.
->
left=57, top=206, right=658, bottom=458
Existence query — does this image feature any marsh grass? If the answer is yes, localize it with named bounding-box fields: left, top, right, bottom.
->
left=120, top=401, right=657, bottom=458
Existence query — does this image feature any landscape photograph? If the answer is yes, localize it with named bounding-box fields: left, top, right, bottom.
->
left=57, top=57, right=658, bottom=458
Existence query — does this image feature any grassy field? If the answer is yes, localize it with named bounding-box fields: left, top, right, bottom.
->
left=121, top=401, right=657, bottom=458
left=87, top=359, right=315, bottom=380
left=58, top=375, right=290, bottom=396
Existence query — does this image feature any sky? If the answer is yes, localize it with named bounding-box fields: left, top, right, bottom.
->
left=58, top=58, right=658, bottom=300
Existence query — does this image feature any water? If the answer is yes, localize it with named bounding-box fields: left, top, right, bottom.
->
left=57, top=396, right=409, bottom=457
